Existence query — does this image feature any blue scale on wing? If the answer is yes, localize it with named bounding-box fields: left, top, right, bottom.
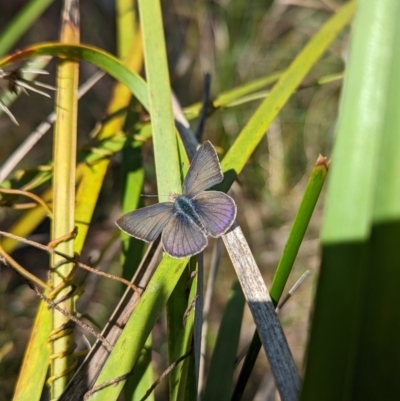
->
left=182, top=141, right=224, bottom=198
left=162, top=211, right=208, bottom=258
left=116, top=202, right=174, bottom=242
left=193, top=191, right=237, bottom=237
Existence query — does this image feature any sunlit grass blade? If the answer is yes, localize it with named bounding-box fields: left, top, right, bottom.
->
left=302, top=1, right=400, bottom=400
left=75, top=39, right=144, bottom=253
left=183, top=71, right=282, bottom=119
left=124, top=337, right=154, bottom=401
left=138, top=0, right=180, bottom=198
left=116, top=0, right=137, bottom=60
left=48, top=2, right=80, bottom=397
left=11, top=302, right=52, bottom=401
left=0, top=43, right=149, bottom=111
left=270, top=156, right=328, bottom=303
left=87, top=257, right=188, bottom=401
left=115, top=3, right=149, bottom=395
left=138, top=2, right=193, bottom=401
left=0, top=0, right=54, bottom=57
left=219, top=1, right=355, bottom=191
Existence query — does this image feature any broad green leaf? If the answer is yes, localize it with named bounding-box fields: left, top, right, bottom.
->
left=302, top=1, right=400, bottom=400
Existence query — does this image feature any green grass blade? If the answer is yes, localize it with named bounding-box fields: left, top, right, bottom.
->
left=116, top=0, right=137, bottom=60
left=169, top=259, right=197, bottom=401
left=11, top=302, right=51, bottom=401
left=0, top=0, right=54, bottom=57
left=119, top=139, right=146, bottom=278
left=124, top=337, right=154, bottom=401
left=373, top=28, right=400, bottom=224
left=138, top=0, right=181, bottom=198
left=0, top=43, right=149, bottom=111
left=270, top=157, right=328, bottom=303
left=321, top=3, right=397, bottom=243
left=219, top=1, right=355, bottom=191
left=138, top=2, right=191, bottom=400
left=184, top=71, right=282, bottom=119
left=89, top=257, right=188, bottom=401
left=353, top=4, right=400, bottom=397
left=302, top=1, right=400, bottom=400
left=203, top=281, right=245, bottom=401
left=49, top=3, right=80, bottom=396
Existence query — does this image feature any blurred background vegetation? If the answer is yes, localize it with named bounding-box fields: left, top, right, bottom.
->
left=0, top=1, right=349, bottom=399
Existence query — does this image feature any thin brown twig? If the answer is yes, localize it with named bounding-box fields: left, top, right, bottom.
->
left=83, top=372, right=133, bottom=400
left=0, top=187, right=53, bottom=217
left=1, top=254, right=113, bottom=352
left=0, top=244, right=51, bottom=291
left=0, top=230, right=139, bottom=295
left=30, top=285, right=113, bottom=352
left=83, top=348, right=193, bottom=401
left=138, top=348, right=193, bottom=401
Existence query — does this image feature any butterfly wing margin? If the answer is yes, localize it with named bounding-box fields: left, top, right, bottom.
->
left=116, top=202, right=174, bottom=242
left=193, top=191, right=236, bottom=237
left=182, top=141, right=224, bottom=198
left=162, top=214, right=207, bottom=258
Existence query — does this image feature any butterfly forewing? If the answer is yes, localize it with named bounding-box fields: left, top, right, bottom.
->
left=162, top=213, right=208, bottom=258
left=116, top=202, right=174, bottom=242
left=182, top=141, right=224, bottom=198
left=193, top=191, right=236, bottom=237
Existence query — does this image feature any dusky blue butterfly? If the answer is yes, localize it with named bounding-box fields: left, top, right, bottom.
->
left=116, top=141, right=237, bottom=258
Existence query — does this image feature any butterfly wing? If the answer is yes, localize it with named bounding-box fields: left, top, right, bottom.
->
left=162, top=213, right=207, bottom=258
left=193, top=191, right=236, bottom=237
left=116, top=202, right=174, bottom=242
left=182, top=141, right=224, bottom=198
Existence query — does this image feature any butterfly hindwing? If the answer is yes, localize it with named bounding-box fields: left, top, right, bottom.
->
left=193, top=191, right=236, bottom=237
left=162, top=212, right=208, bottom=258
left=182, top=141, right=224, bottom=198
left=116, top=202, right=174, bottom=242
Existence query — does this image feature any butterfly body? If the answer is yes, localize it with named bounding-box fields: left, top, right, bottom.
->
left=173, top=195, right=209, bottom=236
left=116, top=141, right=236, bottom=258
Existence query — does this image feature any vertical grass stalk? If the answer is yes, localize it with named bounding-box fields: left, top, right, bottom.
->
left=49, top=1, right=80, bottom=398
